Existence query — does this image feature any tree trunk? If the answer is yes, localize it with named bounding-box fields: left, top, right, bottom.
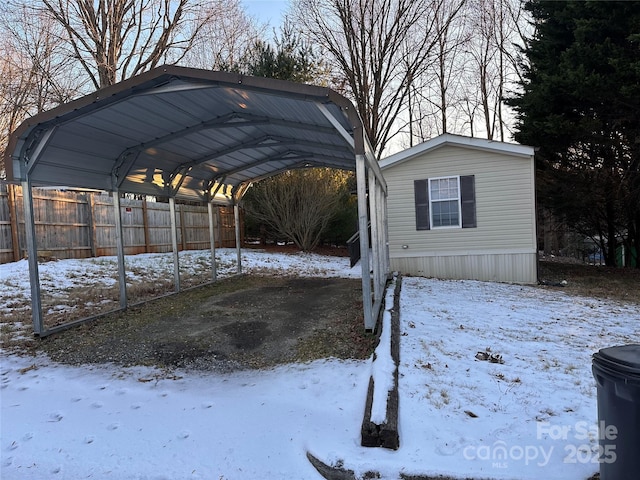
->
left=633, top=210, right=640, bottom=268
left=605, top=195, right=617, bottom=267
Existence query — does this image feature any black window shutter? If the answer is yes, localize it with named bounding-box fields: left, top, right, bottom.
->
left=414, top=179, right=430, bottom=230
left=461, top=175, right=476, bottom=228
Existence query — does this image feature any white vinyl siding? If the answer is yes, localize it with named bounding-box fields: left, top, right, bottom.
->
left=382, top=142, right=537, bottom=283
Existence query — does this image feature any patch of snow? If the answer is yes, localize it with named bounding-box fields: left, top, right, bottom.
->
left=1, top=251, right=637, bottom=479
left=369, top=277, right=398, bottom=425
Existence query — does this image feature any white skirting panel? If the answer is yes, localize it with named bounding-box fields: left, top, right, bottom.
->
left=391, top=252, right=537, bottom=284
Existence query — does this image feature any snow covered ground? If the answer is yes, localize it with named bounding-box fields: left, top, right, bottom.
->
left=1, top=249, right=638, bottom=479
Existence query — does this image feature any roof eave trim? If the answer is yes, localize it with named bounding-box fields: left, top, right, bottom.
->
left=380, top=133, right=535, bottom=169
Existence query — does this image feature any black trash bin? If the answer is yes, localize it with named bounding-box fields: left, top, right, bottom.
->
left=592, top=344, right=640, bottom=480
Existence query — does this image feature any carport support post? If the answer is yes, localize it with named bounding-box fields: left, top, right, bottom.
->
left=378, top=179, right=389, bottom=284
left=21, top=178, right=44, bottom=335
left=208, top=202, right=217, bottom=281
left=382, top=189, right=390, bottom=275
left=234, top=202, right=242, bottom=274
left=368, top=166, right=382, bottom=305
left=356, top=154, right=374, bottom=330
left=169, top=197, right=181, bottom=292
left=112, top=191, right=128, bottom=309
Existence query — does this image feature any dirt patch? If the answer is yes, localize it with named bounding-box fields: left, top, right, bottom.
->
left=538, top=259, right=640, bottom=304
left=36, top=275, right=378, bottom=372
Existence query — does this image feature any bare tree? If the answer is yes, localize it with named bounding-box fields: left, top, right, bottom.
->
left=460, top=0, right=528, bottom=140
left=428, top=0, right=466, bottom=136
left=243, top=168, right=351, bottom=251
left=394, top=0, right=533, bottom=146
left=180, top=0, right=263, bottom=70
left=459, top=94, right=480, bottom=138
left=405, top=0, right=466, bottom=144
left=0, top=3, right=81, bottom=176
left=40, top=0, right=221, bottom=88
left=292, top=0, right=459, bottom=158
left=473, top=0, right=499, bottom=140
left=500, top=0, right=534, bottom=85
left=0, top=48, right=27, bottom=177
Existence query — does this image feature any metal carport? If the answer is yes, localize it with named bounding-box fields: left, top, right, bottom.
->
left=5, top=65, right=389, bottom=336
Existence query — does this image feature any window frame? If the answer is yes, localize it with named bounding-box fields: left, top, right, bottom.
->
left=428, top=175, right=462, bottom=229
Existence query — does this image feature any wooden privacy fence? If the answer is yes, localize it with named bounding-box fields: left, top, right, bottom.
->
left=0, top=183, right=241, bottom=265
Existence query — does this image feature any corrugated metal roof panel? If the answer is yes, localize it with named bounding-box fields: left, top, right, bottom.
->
left=5, top=66, right=364, bottom=203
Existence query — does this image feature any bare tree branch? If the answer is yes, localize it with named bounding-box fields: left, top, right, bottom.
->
left=181, top=0, right=262, bottom=70
left=0, top=2, right=82, bottom=176
left=39, top=0, right=242, bottom=88
left=292, top=0, right=458, bottom=158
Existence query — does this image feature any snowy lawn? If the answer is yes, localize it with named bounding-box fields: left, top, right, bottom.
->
left=1, top=250, right=638, bottom=479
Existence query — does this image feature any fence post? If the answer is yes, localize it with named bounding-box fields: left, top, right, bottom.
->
left=234, top=202, right=242, bottom=274
left=218, top=208, right=224, bottom=248
left=179, top=204, right=187, bottom=251
left=142, top=197, right=150, bottom=253
left=208, top=202, right=217, bottom=282
left=86, top=193, right=97, bottom=258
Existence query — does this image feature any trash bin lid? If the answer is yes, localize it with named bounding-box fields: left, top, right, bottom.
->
left=594, top=344, right=640, bottom=376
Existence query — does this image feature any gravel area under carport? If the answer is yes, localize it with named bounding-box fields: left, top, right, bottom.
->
left=35, top=274, right=379, bottom=372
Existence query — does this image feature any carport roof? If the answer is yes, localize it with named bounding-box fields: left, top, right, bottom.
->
left=6, top=65, right=373, bottom=203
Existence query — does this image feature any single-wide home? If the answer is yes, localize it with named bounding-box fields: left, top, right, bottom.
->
left=380, top=134, right=537, bottom=284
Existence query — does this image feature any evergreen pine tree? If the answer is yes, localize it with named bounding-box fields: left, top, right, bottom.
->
left=509, top=0, right=640, bottom=266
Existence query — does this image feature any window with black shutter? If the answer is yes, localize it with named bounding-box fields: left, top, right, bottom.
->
left=413, top=175, right=476, bottom=230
